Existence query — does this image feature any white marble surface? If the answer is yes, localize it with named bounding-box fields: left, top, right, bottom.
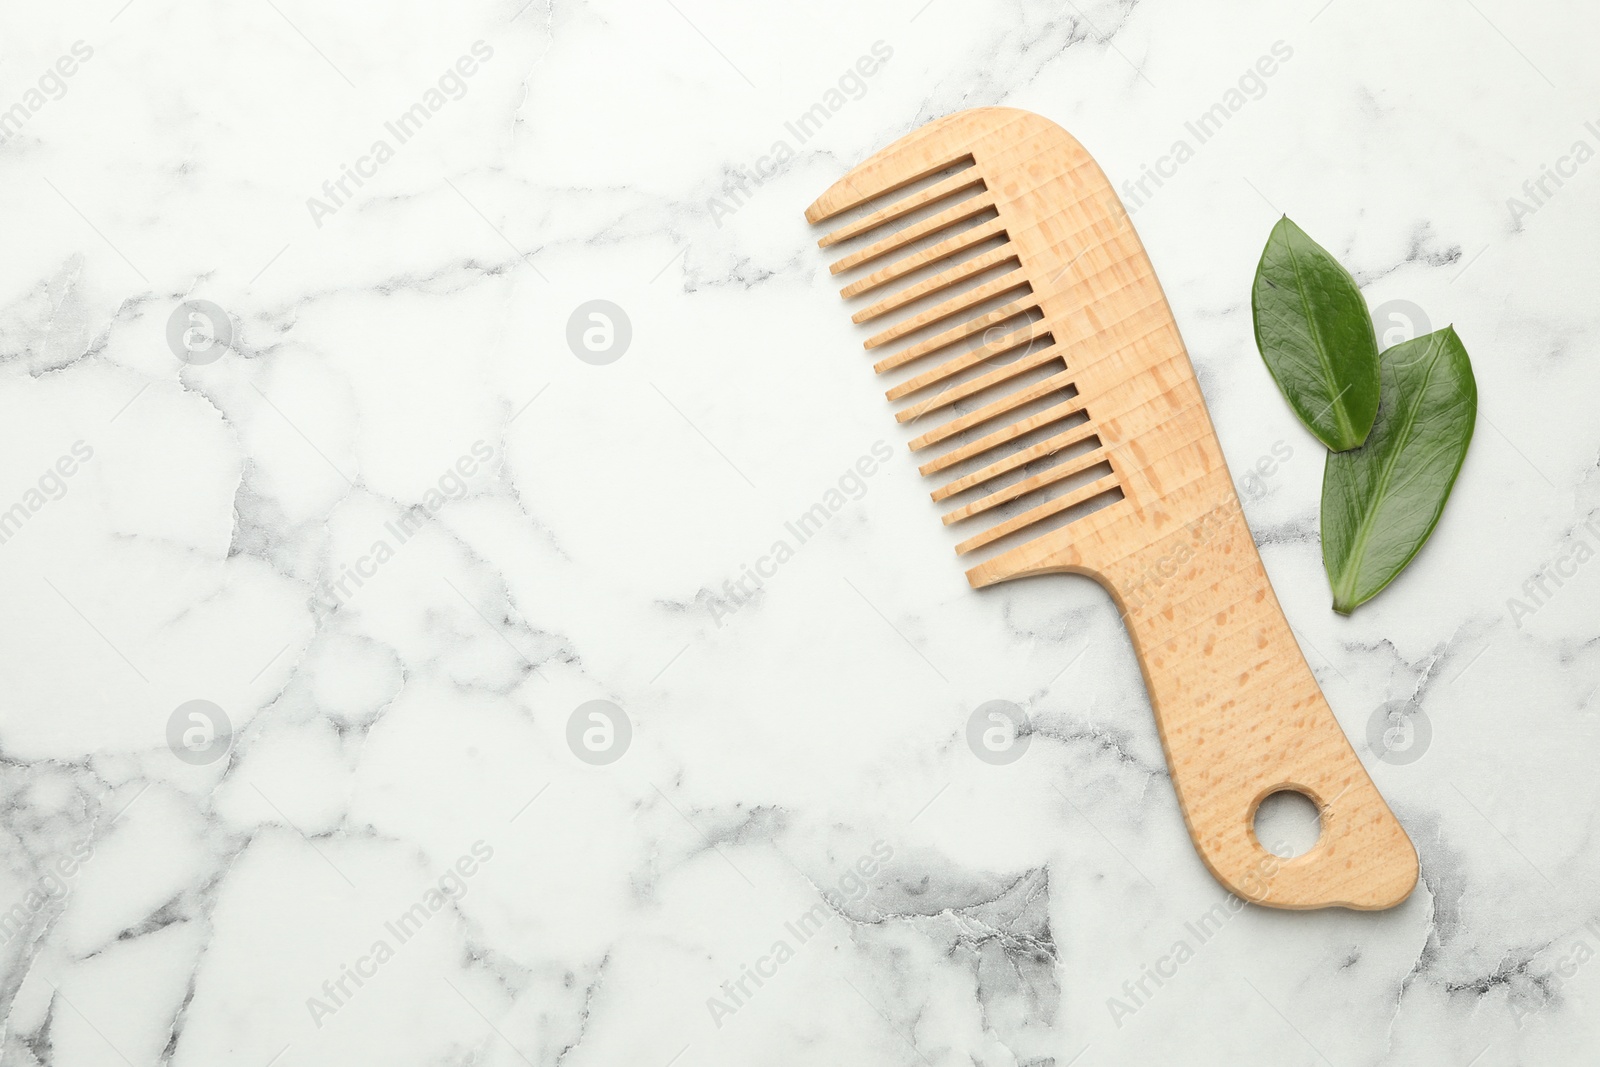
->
left=0, top=0, right=1596, bottom=1063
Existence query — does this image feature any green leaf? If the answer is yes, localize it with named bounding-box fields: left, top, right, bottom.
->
left=1321, top=327, right=1477, bottom=613
left=1251, top=217, right=1381, bottom=451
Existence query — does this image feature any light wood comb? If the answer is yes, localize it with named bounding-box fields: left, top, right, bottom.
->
left=806, top=107, right=1416, bottom=910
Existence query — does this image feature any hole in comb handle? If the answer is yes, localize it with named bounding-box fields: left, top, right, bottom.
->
left=1253, top=790, right=1323, bottom=859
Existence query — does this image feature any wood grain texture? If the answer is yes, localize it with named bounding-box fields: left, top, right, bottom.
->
left=808, top=107, right=1417, bottom=910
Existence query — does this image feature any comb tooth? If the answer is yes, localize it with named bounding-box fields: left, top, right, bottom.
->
left=954, top=473, right=1122, bottom=554
left=828, top=194, right=995, bottom=275
left=924, top=405, right=1093, bottom=485
left=876, top=315, right=1042, bottom=375
left=909, top=370, right=1076, bottom=452
left=884, top=308, right=1042, bottom=399
left=895, top=346, right=1064, bottom=422
left=863, top=273, right=1031, bottom=349
left=852, top=247, right=1017, bottom=324
left=808, top=112, right=1141, bottom=564
left=818, top=169, right=986, bottom=248
left=806, top=129, right=977, bottom=223
left=941, top=447, right=1108, bottom=523
left=841, top=219, right=1007, bottom=299
left=931, top=425, right=1099, bottom=503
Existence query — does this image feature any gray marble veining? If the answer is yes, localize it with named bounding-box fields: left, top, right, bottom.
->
left=0, top=0, right=1594, bottom=1063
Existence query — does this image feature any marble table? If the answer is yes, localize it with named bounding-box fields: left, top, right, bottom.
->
left=0, top=0, right=1594, bottom=1063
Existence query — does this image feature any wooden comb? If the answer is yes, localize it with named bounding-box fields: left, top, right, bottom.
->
left=806, top=107, right=1416, bottom=910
